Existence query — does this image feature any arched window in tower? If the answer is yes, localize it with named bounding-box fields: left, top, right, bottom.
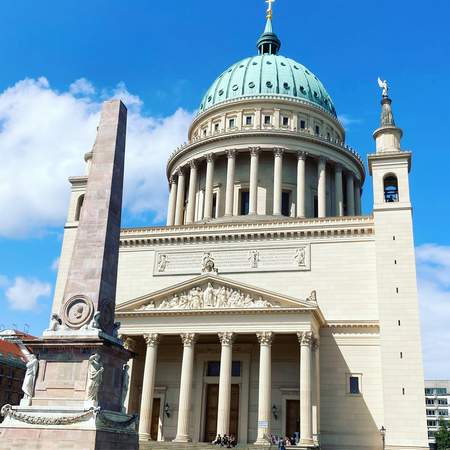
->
left=75, top=194, right=85, bottom=221
left=384, top=175, right=399, bottom=202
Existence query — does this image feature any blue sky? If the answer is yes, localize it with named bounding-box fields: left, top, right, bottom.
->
left=0, top=0, right=449, bottom=378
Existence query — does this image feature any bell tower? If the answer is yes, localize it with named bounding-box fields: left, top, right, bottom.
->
left=369, top=83, right=428, bottom=449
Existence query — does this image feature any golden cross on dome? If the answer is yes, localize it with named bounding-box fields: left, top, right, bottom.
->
left=266, top=0, right=275, bottom=20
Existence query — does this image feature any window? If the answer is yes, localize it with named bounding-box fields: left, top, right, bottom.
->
left=214, top=123, right=219, bottom=132
left=438, top=399, right=448, bottom=405
left=300, top=120, right=306, bottom=129
left=313, top=194, right=318, bottom=218
left=240, top=190, right=250, bottom=215
left=428, top=420, right=437, bottom=427
left=384, top=175, right=399, bottom=202
left=212, top=193, right=218, bottom=219
left=315, top=125, right=320, bottom=135
left=282, top=116, right=289, bottom=127
left=281, top=191, right=290, bottom=216
left=75, top=194, right=84, bottom=221
left=327, top=132, right=331, bottom=140
left=426, top=410, right=436, bottom=416
left=264, top=115, right=271, bottom=125
left=203, top=128, right=207, bottom=136
left=349, top=375, right=361, bottom=395
left=245, top=115, right=253, bottom=126
left=426, top=399, right=435, bottom=405
left=229, top=118, right=236, bottom=129
left=206, top=361, right=241, bottom=377
left=439, top=410, right=449, bottom=416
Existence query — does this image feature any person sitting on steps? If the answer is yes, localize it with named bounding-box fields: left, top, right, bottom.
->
left=212, top=434, right=222, bottom=445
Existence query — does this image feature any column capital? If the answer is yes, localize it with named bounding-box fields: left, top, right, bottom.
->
left=256, top=331, right=274, bottom=345
left=180, top=333, right=197, bottom=346
left=335, top=162, right=343, bottom=172
left=297, top=151, right=308, bottom=161
left=249, top=146, right=261, bottom=157
left=312, top=337, right=320, bottom=351
left=345, top=170, right=355, bottom=179
left=169, top=175, right=177, bottom=185
left=318, top=156, right=327, bottom=165
left=189, top=159, right=198, bottom=169
left=176, top=166, right=185, bottom=176
left=206, top=153, right=215, bottom=163
left=297, top=331, right=313, bottom=347
left=273, top=147, right=285, bottom=157
left=143, top=333, right=160, bottom=347
left=218, top=332, right=235, bottom=346
left=226, top=149, right=237, bottom=159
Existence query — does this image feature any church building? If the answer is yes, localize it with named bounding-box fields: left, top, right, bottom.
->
left=51, top=4, right=428, bottom=449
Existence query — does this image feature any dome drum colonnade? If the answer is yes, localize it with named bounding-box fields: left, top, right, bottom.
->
left=167, top=147, right=363, bottom=226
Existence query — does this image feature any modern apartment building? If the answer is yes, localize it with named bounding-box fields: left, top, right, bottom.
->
left=425, top=380, right=450, bottom=449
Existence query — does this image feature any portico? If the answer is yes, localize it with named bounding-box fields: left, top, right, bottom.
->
left=116, top=275, right=323, bottom=447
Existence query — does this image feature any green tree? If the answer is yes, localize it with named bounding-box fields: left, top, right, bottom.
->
left=435, top=418, right=450, bottom=450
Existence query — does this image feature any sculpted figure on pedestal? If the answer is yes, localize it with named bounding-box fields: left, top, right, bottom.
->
left=201, top=252, right=218, bottom=274
left=46, top=313, right=61, bottom=332
left=86, top=353, right=104, bottom=404
left=120, top=364, right=130, bottom=413
left=21, top=355, right=39, bottom=405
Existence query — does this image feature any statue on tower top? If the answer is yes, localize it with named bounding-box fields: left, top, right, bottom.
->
left=266, top=0, right=275, bottom=20
left=377, top=77, right=389, bottom=98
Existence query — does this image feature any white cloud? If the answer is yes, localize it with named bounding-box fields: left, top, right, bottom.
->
left=0, top=77, right=192, bottom=238
left=5, top=276, right=51, bottom=311
left=338, top=114, right=363, bottom=130
left=416, top=244, right=450, bottom=379
left=51, top=257, right=60, bottom=271
left=69, top=78, right=96, bottom=96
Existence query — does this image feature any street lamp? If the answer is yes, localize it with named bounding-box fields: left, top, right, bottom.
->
left=380, top=426, right=386, bottom=450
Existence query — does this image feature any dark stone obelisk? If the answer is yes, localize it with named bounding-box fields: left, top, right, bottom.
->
left=0, top=100, right=138, bottom=450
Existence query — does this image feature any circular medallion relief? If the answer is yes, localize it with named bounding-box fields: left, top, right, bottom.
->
left=63, top=295, right=94, bottom=329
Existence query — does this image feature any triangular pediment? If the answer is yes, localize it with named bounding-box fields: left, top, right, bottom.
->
left=116, top=274, right=319, bottom=314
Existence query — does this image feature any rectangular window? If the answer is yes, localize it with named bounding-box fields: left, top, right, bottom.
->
left=282, top=191, right=290, bottom=216
left=428, top=420, right=437, bottom=427
left=229, top=118, right=235, bottom=128
left=315, top=125, right=320, bottom=135
left=282, top=116, right=289, bottom=126
left=203, top=128, right=207, bottom=136
left=212, top=193, right=218, bottom=219
left=264, top=115, right=271, bottom=125
left=438, top=399, right=448, bottom=405
left=206, top=361, right=241, bottom=377
left=427, top=409, right=435, bottom=416
left=349, top=376, right=360, bottom=394
left=245, top=115, right=253, bottom=125
left=438, top=410, right=449, bottom=416
left=214, top=123, right=219, bottom=132
left=300, top=119, right=306, bottom=129
left=426, top=399, right=435, bottom=405
left=240, top=190, right=250, bottom=215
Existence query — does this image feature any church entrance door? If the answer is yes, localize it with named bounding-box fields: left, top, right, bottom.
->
left=285, top=399, right=300, bottom=440
left=203, top=384, right=239, bottom=442
left=150, top=398, right=161, bottom=440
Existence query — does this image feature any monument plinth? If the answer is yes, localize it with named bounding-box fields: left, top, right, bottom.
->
left=0, top=100, right=138, bottom=450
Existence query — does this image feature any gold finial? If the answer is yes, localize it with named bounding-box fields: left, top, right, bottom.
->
left=266, top=0, right=275, bottom=20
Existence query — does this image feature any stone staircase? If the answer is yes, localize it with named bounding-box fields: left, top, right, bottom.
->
left=139, top=443, right=314, bottom=450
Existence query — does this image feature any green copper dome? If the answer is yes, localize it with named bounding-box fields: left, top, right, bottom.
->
left=199, top=18, right=337, bottom=117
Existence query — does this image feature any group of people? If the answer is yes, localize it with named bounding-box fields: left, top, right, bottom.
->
left=212, top=434, right=237, bottom=448
left=269, top=433, right=300, bottom=449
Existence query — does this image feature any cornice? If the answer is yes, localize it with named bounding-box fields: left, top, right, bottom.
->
left=119, top=215, right=375, bottom=248
left=325, top=321, right=380, bottom=329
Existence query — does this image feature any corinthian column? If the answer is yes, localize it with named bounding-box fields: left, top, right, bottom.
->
left=225, top=150, right=236, bottom=216
left=174, top=168, right=186, bottom=225
left=167, top=176, right=177, bottom=226
left=204, top=153, right=215, bottom=220
left=255, top=331, right=273, bottom=445
left=346, top=172, right=355, bottom=216
left=317, top=157, right=327, bottom=218
left=296, top=152, right=306, bottom=218
left=216, top=332, right=235, bottom=436
left=174, top=333, right=197, bottom=442
left=273, top=148, right=284, bottom=216
left=249, top=147, right=260, bottom=215
left=335, top=164, right=344, bottom=217
left=297, top=332, right=314, bottom=446
left=185, top=161, right=198, bottom=224
left=139, top=333, right=160, bottom=440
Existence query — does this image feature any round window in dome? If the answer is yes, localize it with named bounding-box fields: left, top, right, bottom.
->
left=305, top=70, right=310, bottom=75
left=248, top=82, right=255, bottom=88
left=300, top=86, right=306, bottom=94
left=283, top=82, right=290, bottom=89
left=293, top=65, right=299, bottom=70
left=207, top=96, right=212, bottom=102
left=218, top=89, right=224, bottom=96
left=232, top=84, right=239, bottom=91
left=280, top=62, right=286, bottom=66
left=239, top=64, right=244, bottom=68
left=252, top=62, right=258, bottom=66
left=314, top=91, right=318, bottom=98
left=266, top=81, right=273, bottom=88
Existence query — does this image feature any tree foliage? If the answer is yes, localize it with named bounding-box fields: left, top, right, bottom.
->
left=435, top=418, right=450, bottom=450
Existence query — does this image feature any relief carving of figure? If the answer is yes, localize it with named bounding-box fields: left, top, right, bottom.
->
left=21, top=355, right=39, bottom=405
left=86, top=353, right=104, bottom=404
left=201, top=252, right=218, bottom=274
left=157, top=254, right=169, bottom=272
left=248, top=250, right=260, bottom=268
left=203, top=282, right=215, bottom=307
left=294, top=247, right=306, bottom=267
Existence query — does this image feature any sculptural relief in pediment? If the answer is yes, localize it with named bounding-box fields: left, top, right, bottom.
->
left=136, top=282, right=281, bottom=312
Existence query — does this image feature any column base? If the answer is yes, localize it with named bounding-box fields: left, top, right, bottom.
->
left=173, top=436, right=192, bottom=443
left=254, top=437, right=272, bottom=446
left=139, top=433, right=152, bottom=441
left=299, top=437, right=315, bottom=446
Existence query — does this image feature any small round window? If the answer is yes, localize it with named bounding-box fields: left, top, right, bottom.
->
left=248, top=82, right=255, bottom=88
left=232, top=84, right=239, bottom=91
left=218, top=89, right=224, bottom=96
left=266, top=81, right=273, bottom=88
left=314, top=91, right=318, bottom=98
left=266, top=61, right=272, bottom=65
left=252, top=62, right=258, bottom=66
left=283, top=82, right=290, bottom=89
left=280, top=62, right=286, bottom=66
left=293, top=65, right=299, bottom=70
left=300, top=86, right=306, bottom=94
left=207, top=96, right=212, bottom=102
